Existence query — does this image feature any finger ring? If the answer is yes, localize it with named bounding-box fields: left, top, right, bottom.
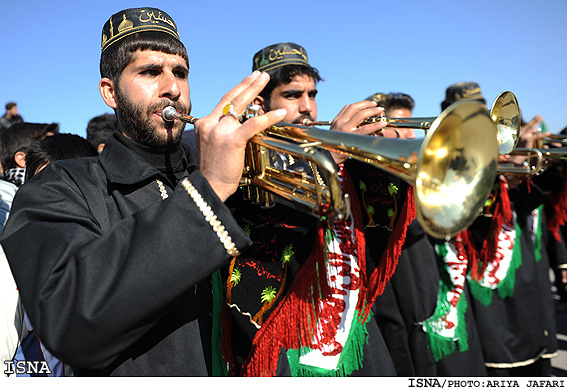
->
left=222, top=103, right=241, bottom=121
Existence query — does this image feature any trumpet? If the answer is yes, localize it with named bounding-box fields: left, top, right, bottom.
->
left=164, top=100, right=499, bottom=239
left=163, top=106, right=349, bottom=221
left=162, top=106, right=198, bottom=124
left=303, top=115, right=435, bottom=129
left=303, top=91, right=520, bottom=156
left=497, top=148, right=544, bottom=176
left=534, top=134, right=567, bottom=149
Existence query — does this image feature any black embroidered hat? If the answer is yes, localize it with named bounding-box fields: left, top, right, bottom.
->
left=101, top=7, right=180, bottom=53
left=365, top=92, right=389, bottom=108
left=441, top=82, right=486, bottom=111
left=252, top=42, right=310, bottom=73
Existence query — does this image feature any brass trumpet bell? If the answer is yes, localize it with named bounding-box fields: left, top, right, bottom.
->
left=304, top=91, right=520, bottom=156
left=491, top=91, right=521, bottom=155
left=266, top=100, right=499, bottom=239
left=163, top=102, right=499, bottom=238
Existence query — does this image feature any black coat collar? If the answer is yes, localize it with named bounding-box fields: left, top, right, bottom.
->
left=99, top=131, right=197, bottom=186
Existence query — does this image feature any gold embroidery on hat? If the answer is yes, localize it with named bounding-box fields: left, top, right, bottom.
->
left=118, top=14, right=134, bottom=33
left=109, top=17, right=115, bottom=38
left=268, top=45, right=308, bottom=62
left=369, top=93, right=387, bottom=104
left=461, top=87, right=482, bottom=99
left=139, top=9, right=176, bottom=30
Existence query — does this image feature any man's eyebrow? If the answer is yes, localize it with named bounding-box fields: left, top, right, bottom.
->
left=133, top=62, right=189, bottom=74
left=133, top=63, right=162, bottom=72
left=281, top=88, right=303, bottom=95
left=173, top=63, right=189, bottom=74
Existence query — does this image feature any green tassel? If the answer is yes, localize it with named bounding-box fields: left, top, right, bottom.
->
left=496, top=221, right=522, bottom=299
left=534, top=205, right=543, bottom=263
left=286, top=309, right=371, bottom=377
left=455, top=293, right=469, bottom=352
left=468, top=278, right=494, bottom=306
left=422, top=242, right=470, bottom=361
left=424, top=292, right=469, bottom=362
left=211, top=269, right=228, bottom=376
left=470, top=218, right=526, bottom=304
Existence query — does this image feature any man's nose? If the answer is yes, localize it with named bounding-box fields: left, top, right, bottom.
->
left=160, top=72, right=181, bottom=100
left=298, top=95, right=313, bottom=113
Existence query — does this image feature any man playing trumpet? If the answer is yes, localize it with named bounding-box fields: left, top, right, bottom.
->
left=218, top=42, right=416, bottom=376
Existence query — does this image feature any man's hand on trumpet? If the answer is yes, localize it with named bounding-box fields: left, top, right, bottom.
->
left=328, top=100, right=387, bottom=164
left=499, top=114, right=549, bottom=189
left=517, top=114, right=547, bottom=149
left=195, top=71, right=287, bottom=202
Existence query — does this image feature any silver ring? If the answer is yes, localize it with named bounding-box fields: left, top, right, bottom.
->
left=222, top=103, right=241, bottom=121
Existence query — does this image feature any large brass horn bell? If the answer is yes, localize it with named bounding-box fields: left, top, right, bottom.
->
left=265, top=100, right=499, bottom=239
left=163, top=101, right=500, bottom=239
left=491, top=91, right=521, bottom=155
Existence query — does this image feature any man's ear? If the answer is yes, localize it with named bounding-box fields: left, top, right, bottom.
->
left=99, top=78, right=118, bottom=109
left=252, top=96, right=266, bottom=115
left=14, top=151, right=26, bottom=168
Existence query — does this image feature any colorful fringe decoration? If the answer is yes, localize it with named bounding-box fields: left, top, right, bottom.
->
left=220, top=167, right=413, bottom=377
left=234, top=168, right=365, bottom=377
left=463, top=178, right=513, bottom=282
left=422, top=239, right=470, bottom=361
left=424, top=292, right=469, bottom=362
left=467, top=205, right=543, bottom=306
left=547, top=170, right=567, bottom=242
left=286, top=309, right=371, bottom=376
left=467, top=222, right=522, bottom=306
left=211, top=269, right=228, bottom=376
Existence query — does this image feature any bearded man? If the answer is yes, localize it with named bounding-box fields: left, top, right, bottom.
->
left=1, top=7, right=285, bottom=376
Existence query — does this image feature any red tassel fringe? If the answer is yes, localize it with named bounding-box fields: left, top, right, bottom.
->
left=547, top=174, right=567, bottom=242
left=463, top=178, right=513, bottom=281
left=230, top=170, right=415, bottom=376
left=358, top=185, right=416, bottom=322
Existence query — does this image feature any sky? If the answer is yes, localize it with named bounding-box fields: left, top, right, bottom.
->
left=2, top=0, right=566, bottom=138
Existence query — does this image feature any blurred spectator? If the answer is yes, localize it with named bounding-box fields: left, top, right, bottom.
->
left=25, top=133, right=98, bottom=180
left=0, top=122, right=59, bottom=187
left=5, top=133, right=98, bottom=377
left=86, top=113, right=116, bottom=153
left=0, top=103, right=24, bottom=130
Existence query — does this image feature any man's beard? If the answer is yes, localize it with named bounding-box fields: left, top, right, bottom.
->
left=115, top=87, right=190, bottom=149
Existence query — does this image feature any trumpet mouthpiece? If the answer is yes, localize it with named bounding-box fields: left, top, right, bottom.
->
left=162, top=106, right=178, bottom=121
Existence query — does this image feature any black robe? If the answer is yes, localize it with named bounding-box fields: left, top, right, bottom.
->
left=220, top=159, right=402, bottom=376
left=373, top=220, right=487, bottom=376
left=466, top=183, right=558, bottom=376
left=2, top=132, right=251, bottom=376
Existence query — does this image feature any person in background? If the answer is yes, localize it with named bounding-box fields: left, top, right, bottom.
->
left=0, top=122, right=58, bottom=190
left=371, top=89, right=488, bottom=376
left=5, top=133, right=98, bottom=377
left=218, top=43, right=418, bottom=377
left=1, top=7, right=286, bottom=376
left=0, top=102, right=24, bottom=130
left=366, top=92, right=417, bottom=139
left=443, top=82, right=559, bottom=376
left=86, top=113, right=117, bottom=153
left=25, top=133, right=98, bottom=180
